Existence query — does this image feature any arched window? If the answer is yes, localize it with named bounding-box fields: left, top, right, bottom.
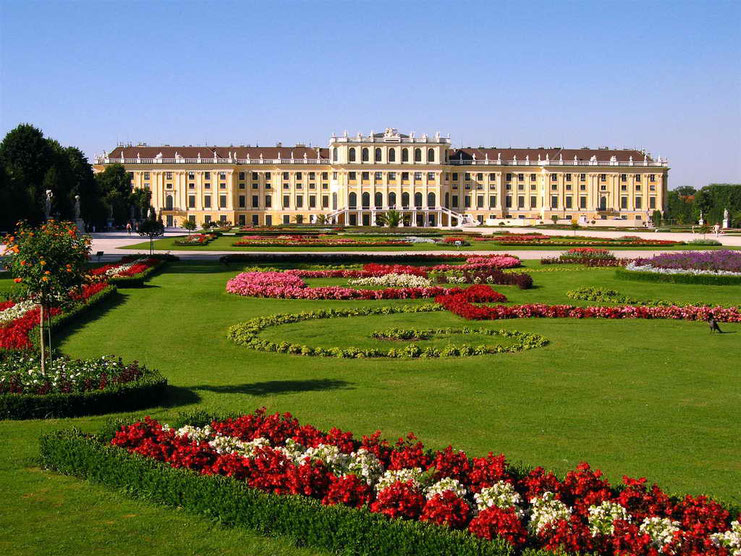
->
left=427, top=192, right=436, bottom=208
left=401, top=192, right=410, bottom=208
left=599, top=196, right=607, bottom=210
left=362, top=148, right=369, bottom=162
left=349, top=192, right=357, bottom=209
left=374, top=192, right=383, bottom=208
left=388, top=149, right=396, bottom=162
left=375, top=148, right=382, bottom=162
left=388, top=192, right=397, bottom=207
left=332, top=148, right=338, bottom=162
left=348, top=148, right=356, bottom=162
left=332, top=193, right=338, bottom=210
left=165, top=195, right=173, bottom=210
left=362, top=192, right=370, bottom=209
left=414, top=192, right=423, bottom=208
left=427, top=148, right=435, bottom=163
left=402, top=148, right=409, bottom=162
left=414, top=148, right=422, bottom=162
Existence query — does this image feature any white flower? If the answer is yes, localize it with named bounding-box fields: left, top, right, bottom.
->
left=376, top=467, right=424, bottom=492
left=711, top=520, right=741, bottom=553
left=474, top=481, right=524, bottom=516
left=0, top=299, right=36, bottom=325
left=426, top=477, right=467, bottom=499
left=529, top=492, right=571, bottom=534
left=640, top=516, right=681, bottom=549
left=343, top=448, right=384, bottom=485
left=302, top=443, right=351, bottom=472
left=349, top=273, right=432, bottom=288
left=626, top=262, right=741, bottom=277
left=587, top=501, right=630, bottom=537
left=175, top=425, right=213, bottom=443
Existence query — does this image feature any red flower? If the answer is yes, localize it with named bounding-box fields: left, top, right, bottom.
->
left=420, top=491, right=471, bottom=529
left=469, top=506, right=527, bottom=547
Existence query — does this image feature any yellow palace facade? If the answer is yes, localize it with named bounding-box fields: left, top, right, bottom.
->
left=95, top=128, right=669, bottom=228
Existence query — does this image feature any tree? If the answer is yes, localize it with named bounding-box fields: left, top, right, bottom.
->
left=96, top=163, right=133, bottom=225
left=314, top=214, right=329, bottom=225
left=183, top=219, right=197, bottom=232
left=551, top=215, right=559, bottom=225
left=4, top=220, right=90, bottom=372
left=376, top=210, right=403, bottom=227
left=651, top=210, right=662, bottom=227
left=139, top=217, right=164, bottom=255
left=294, top=215, right=304, bottom=224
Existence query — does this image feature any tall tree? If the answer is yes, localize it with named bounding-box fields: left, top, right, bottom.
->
left=95, top=163, right=133, bottom=225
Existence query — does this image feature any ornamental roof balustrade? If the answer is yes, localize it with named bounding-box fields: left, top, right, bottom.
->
left=96, top=156, right=331, bottom=165
left=448, top=157, right=667, bottom=167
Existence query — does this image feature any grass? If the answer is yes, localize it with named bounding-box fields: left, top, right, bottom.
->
left=120, top=234, right=732, bottom=252
left=1, top=261, right=740, bottom=554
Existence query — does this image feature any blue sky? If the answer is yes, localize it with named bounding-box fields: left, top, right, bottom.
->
left=1, top=0, right=739, bottom=187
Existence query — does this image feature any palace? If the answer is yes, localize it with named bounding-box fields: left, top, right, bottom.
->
left=94, top=128, right=669, bottom=228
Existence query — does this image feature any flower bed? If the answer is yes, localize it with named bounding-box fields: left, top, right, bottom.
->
left=174, top=233, right=217, bottom=246
left=480, top=234, right=682, bottom=248
left=0, top=282, right=114, bottom=351
left=619, top=251, right=741, bottom=285
left=566, top=287, right=680, bottom=307
left=436, top=288, right=741, bottom=323
left=540, top=248, right=625, bottom=267
left=0, top=354, right=166, bottom=419
left=40, top=409, right=740, bottom=555
left=90, top=256, right=164, bottom=287
left=233, top=235, right=413, bottom=248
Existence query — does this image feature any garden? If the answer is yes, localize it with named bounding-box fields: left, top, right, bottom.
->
left=121, top=228, right=737, bottom=253
left=1, top=227, right=740, bottom=555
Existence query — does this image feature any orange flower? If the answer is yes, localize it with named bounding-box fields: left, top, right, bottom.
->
left=40, top=260, right=46, bottom=266
left=13, top=277, right=22, bottom=283
left=20, top=260, right=26, bottom=266
left=44, top=270, right=51, bottom=275
left=42, top=276, right=49, bottom=282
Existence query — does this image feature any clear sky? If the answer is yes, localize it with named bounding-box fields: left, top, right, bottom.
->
left=1, top=0, right=739, bottom=187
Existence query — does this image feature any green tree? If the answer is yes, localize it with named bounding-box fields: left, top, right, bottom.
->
left=139, top=217, right=164, bottom=255
left=65, top=146, right=107, bottom=229
left=95, top=163, right=133, bottom=225
left=4, top=220, right=91, bottom=372
left=376, top=210, right=405, bottom=227
left=183, top=219, right=197, bottom=232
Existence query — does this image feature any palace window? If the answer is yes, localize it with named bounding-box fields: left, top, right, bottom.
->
left=464, top=196, right=471, bottom=208
left=427, top=172, right=435, bottom=181
left=283, top=184, right=290, bottom=190
left=219, top=195, right=227, bottom=208
left=402, top=148, right=409, bottom=162
left=188, top=195, right=195, bottom=208
left=388, top=149, right=396, bottom=162
left=414, top=148, right=422, bottom=162
left=375, top=148, right=382, bottom=162
left=332, top=172, right=337, bottom=180
left=580, top=196, right=587, bottom=209
left=220, top=183, right=226, bottom=189
left=309, top=196, right=316, bottom=208
left=465, top=173, right=471, bottom=181
left=252, top=172, right=259, bottom=179
left=401, top=171, right=409, bottom=181
left=565, top=196, right=572, bottom=209
left=204, top=196, right=212, bottom=208
left=264, top=172, right=271, bottom=180
left=144, top=172, right=150, bottom=180
left=414, top=172, right=422, bottom=180
left=551, top=195, right=558, bottom=208
left=451, top=195, right=459, bottom=208
left=322, top=195, right=329, bottom=208
left=649, top=197, right=656, bottom=209
left=309, top=184, right=316, bottom=190
left=251, top=183, right=258, bottom=189
left=219, top=172, right=226, bottom=180
left=375, top=171, right=382, bottom=180
left=489, top=195, right=496, bottom=207
left=551, top=184, right=558, bottom=191
left=565, top=173, right=571, bottom=181
left=296, top=172, right=302, bottom=180
left=551, top=174, right=557, bottom=181
left=296, top=195, right=303, bottom=208
left=332, top=148, right=338, bottom=162
left=349, top=171, right=356, bottom=181
left=579, top=173, right=586, bottom=180
left=189, top=183, right=195, bottom=189
left=636, top=185, right=642, bottom=191
left=283, top=195, right=290, bottom=208
left=518, top=174, right=524, bottom=181
left=506, top=173, right=512, bottom=181
left=530, top=196, right=536, bottom=208
left=188, top=171, right=195, bottom=179
left=164, top=172, right=172, bottom=180
left=621, top=197, right=628, bottom=209
left=600, top=174, right=606, bottom=182
left=566, top=184, right=572, bottom=191
left=620, top=174, right=627, bottom=181
left=518, top=196, right=525, bottom=209
left=477, top=173, right=483, bottom=180
left=251, top=195, right=258, bottom=208
left=265, top=195, right=272, bottom=207
left=239, top=172, right=245, bottom=180
left=531, top=184, right=536, bottom=191
left=649, top=174, right=656, bottom=182
left=322, top=172, right=328, bottom=180
left=361, top=171, right=369, bottom=181
left=427, top=148, right=435, bottom=163
left=239, top=196, right=246, bottom=208
left=166, top=183, right=173, bottom=189
left=389, top=172, right=396, bottom=180
left=489, top=173, right=496, bottom=180
left=636, top=197, right=642, bottom=209
left=635, top=174, right=641, bottom=181
left=309, top=172, right=315, bottom=180
left=362, top=148, right=369, bottom=162
left=239, top=183, right=245, bottom=190
left=204, top=172, right=211, bottom=179
left=204, top=183, right=211, bottom=189
left=452, top=173, right=459, bottom=181
left=530, top=174, right=536, bottom=181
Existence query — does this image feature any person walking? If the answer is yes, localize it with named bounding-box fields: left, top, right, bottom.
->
left=126, top=222, right=132, bottom=235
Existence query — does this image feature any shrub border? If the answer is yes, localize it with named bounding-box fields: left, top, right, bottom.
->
left=1, top=369, right=167, bottom=420
left=106, top=257, right=169, bottom=288
left=228, top=305, right=548, bottom=358
left=615, top=267, right=741, bottom=285
left=39, top=428, right=535, bottom=556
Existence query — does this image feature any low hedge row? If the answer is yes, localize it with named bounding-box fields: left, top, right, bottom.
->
left=615, top=267, right=741, bottom=285
left=39, top=428, right=541, bottom=556
left=0, top=369, right=167, bottom=419
left=219, top=253, right=478, bottom=265
left=109, top=260, right=165, bottom=287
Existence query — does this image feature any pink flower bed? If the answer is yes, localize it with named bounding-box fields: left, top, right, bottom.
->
left=225, top=271, right=468, bottom=300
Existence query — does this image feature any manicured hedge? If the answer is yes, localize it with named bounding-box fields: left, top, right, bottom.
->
left=0, top=369, right=167, bottom=419
left=615, top=267, right=741, bottom=285
left=108, top=260, right=164, bottom=287
left=39, top=428, right=541, bottom=556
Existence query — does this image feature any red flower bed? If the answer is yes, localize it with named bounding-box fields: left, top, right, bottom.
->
left=233, top=235, right=412, bottom=248
left=109, top=409, right=739, bottom=555
left=434, top=287, right=741, bottom=323
left=90, top=257, right=161, bottom=279
left=0, top=282, right=110, bottom=350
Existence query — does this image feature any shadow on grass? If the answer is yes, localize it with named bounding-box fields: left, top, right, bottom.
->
left=160, top=385, right=202, bottom=407
left=53, top=290, right=126, bottom=350
left=191, top=378, right=354, bottom=396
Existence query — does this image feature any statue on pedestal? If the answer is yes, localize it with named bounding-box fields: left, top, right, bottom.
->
left=44, top=190, right=53, bottom=221
left=74, top=195, right=85, bottom=232
left=722, top=208, right=730, bottom=229
left=698, top=210, right=704, bottom=226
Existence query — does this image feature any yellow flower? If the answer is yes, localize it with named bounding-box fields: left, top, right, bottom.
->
left=40, top=260, right=47, bottom=266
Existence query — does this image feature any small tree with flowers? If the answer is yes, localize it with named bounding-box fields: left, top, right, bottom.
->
left=4, top=220, right=91, bottom=372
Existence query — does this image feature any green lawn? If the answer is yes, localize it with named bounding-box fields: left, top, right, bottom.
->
left=121, top=234, right=731, bottom=252
left=1, top=261, right=740, bottom=555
